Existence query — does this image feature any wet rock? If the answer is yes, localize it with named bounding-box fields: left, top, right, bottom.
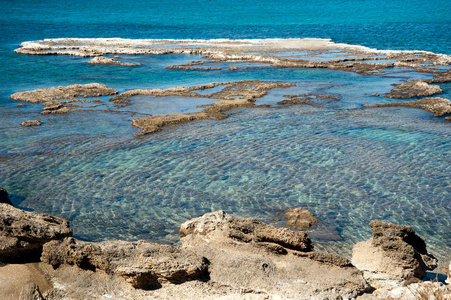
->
left=278, top=93, right=339, bottom=105
left=19, top=283, right=44, bottom=300
left=87, top=55, right=141, bottom=66
left=16, top=103, right=24, bottom=107
left=364, top=97, right=451, bottom=120
left=180, top=211, right=370, bottom=299
left=41, top=237, right=209, bottom=290
left=0, top=187, right=12, bottom=205
left=284, top=208, right=318, bottom=230
left=20, top=120, right=42, bottom=127
left=384, top=80, right=442, bottom=99
left=0, top=203, right=72, bottom=263
left=228, top=66, right=239, bottom=71
left=447, top=261, right=451, bottom=284
left=352, top=220, right=438, bottom=288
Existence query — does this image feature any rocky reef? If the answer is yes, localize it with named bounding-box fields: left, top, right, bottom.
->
left=20, top=120, right=42, bottom=127
left=364, top=97, right=451, bottom=121
left=87, top=55, right=141, bottom=66
left=0, top=186, right=449, bottom=299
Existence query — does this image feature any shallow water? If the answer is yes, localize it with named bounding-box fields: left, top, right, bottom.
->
left=0, top=0, right=450, bottom=264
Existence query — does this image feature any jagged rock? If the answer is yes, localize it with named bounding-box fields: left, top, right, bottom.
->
left=352, top=220, right=438, bottom=287
left=20, top=120, right=42, bottom=127
left=0, top=203, right=72, bottom=263
left=19, top=283, right=44, bottom=300
left=284, top=208, right=318, bottom=230
left=446, top=261, right=451, bottom=285
left=41, top=237, right=209, bottom=290
left=385, top=80, right=442, bottom=99
left=0, top=187, right=12, bottom=205
left=180, top=211, right=370, bottom=299
left=87, top=56, right=141, bottom=66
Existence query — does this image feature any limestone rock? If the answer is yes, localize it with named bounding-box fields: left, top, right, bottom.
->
left=180, top=211, right=370, bottom=299
left=41, top=237, right=209, bottom=290
left=0, top=203, right=72, bottom=263
left=180, top=210, right=313, bottom=252
left=19, top=283, right=44, bottom=300
left=352, top=220, right=437, bottom=287
left=87, top=55, right=141, bottom=66
left=446, top=261, right=451, bottom=285
left=0, top=187, right=12, bottom=205
left=284, top=208, right=318, bottom=230
left=385, top=80, right=443, bottom=99
left=20, top=120, right=42, bottom=127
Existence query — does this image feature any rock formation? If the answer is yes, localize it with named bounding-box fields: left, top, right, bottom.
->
left=0, top=203, right=72, bottom=263
left=284, top=208, right=319, bottom=230
left=180, top=210, right=371, bottom=299
left=41, top=238, right=209, bottom=290
left=384, top=80, right=443, bottom=99
left=87, top=55, right=141, bottom=66
left=364, top=97, right=451, bottom=120
left=352, top=220, right=438, bottom=287
left=20, top=120, right=42, bottom=127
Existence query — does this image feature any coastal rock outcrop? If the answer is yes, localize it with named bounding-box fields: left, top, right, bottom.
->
left=0, top=203, right=72, bottom=263
left=284, top=208, right=319, bottom=230
left=180, top=210, right=371, bottom=299
left=352, top=220, right=438, bottom=287
left=384, top=80, right=442, bottom=99
left=41, top=237, right=209, bottom=290
left=20, top=120, right=42, bottom=127
left=364, top=97, right=451, bottom=120
left=0, top=187, right=12, bottom=205
left=87, top=55, right=141, bottom=66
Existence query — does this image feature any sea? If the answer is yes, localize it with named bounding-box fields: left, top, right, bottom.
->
left=0, top=0, right=450, bottom=264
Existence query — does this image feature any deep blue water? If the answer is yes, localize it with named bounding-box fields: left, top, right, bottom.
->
left=0, top=0, right=450, bottom=263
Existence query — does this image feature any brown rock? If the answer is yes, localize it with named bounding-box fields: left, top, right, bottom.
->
left=20, top=120, right=42, bottom=127
left=284, top=208, right=319, bottom=230
left=41, top=237, right=209, bottom=290
left=352, top=220, right=437, bottom=287
left=180, top=211, right=370, bottom=299
left=0, top=187, right=12, bottom=205
left=19, top=283, right=44, bottom=300
left=0, top=203, right=72, bottom=263
left=385, top=80, right=442, bottom=99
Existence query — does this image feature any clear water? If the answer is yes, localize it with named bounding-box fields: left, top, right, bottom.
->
left=0, top=0, right=450, bottom=264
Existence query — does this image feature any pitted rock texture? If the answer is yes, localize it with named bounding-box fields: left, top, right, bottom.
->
left=87, top=55, right=141, bottom=66
left=352, top=220, right=437, bottom=288
left=0, top=187, right=12, bottom=205
left=284, top=208, right=319, bottom=230
left=180, top=211, right=370, bottom=299
left=384, top=80, right=442, bottom=99
left=41, top=237, right=209, bottom=290
left=0, top=203, right=72, bottom=263
left=180, top=210, right=313, bottom=252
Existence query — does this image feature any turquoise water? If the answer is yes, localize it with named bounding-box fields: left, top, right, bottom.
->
left=0, top=0, right=450, bottom=263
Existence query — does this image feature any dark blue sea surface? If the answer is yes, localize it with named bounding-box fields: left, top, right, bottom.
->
left=0, top=0, right=450, bottom=262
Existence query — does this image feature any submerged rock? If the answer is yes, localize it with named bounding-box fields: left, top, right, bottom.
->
left=41, top=238, right=209, bottom=290
left=284, top=208, right=319, bottom=230
left=0, top=203, right=72, bottom=263
left=352, top=220, right=437, bottom=288
left=180, top=210, right=370, bottom=299
left=20, top=120, right=42, bottom=127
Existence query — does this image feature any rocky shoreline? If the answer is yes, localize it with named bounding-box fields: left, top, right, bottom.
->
left=10, top=38, right=451, bottom=136
left=0, top=187, right=449, bottom=299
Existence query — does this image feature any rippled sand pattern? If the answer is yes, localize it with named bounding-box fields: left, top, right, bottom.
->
left=1, top=104, right=450, bottom=262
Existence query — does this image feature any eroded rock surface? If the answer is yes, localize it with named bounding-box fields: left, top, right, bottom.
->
left=10, top=83, right=117, bottom=115
left=180, top=210, right=370, bottom=299
left=364, top=97, right=451, bottom=120
left=41, top=237, right=209, bottom=290
left=284, top=208, right=319, bottom=230
left=87, top=55, right=141, bottom=66
left=0, top=203, right=72, bottom=263
left=385, top=80, right=442, bottom=99
left=352, top=220, right=437, bottom=288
